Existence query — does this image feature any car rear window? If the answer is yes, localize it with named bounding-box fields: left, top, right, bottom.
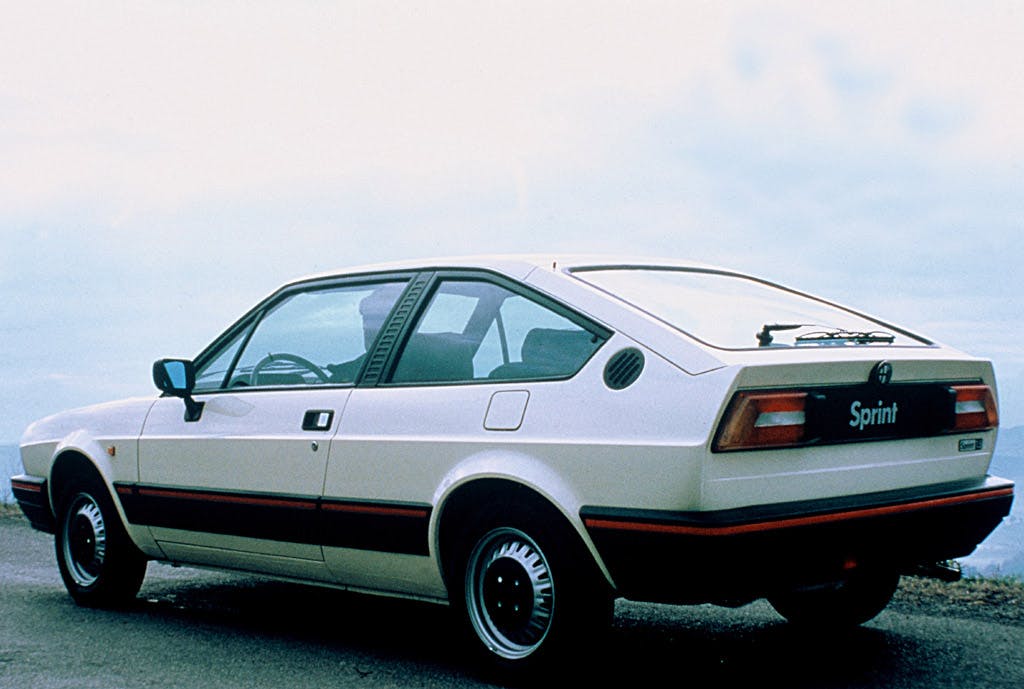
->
left=573, top=268, right=929, bottom=350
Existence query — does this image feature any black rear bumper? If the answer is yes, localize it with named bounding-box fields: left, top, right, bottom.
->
left=10, top=476, right=55, bottom=534
left=582, top=477, right=1014, bottom=604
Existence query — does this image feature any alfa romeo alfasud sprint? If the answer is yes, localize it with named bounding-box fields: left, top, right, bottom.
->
left=11, top=256, right=1013, bottom=675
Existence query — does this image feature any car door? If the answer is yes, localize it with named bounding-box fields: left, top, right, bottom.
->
left=135, top=278, right=409, bottom=578
left=320, top=274, right=608, bottom=595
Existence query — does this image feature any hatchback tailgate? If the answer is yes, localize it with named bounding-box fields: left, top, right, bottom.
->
left=703, top=356, right=1002, bottom=511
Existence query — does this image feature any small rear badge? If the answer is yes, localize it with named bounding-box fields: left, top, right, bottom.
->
left=958, top=438, right=984, bottom=452
left=870, top=361, right=893, bottom=386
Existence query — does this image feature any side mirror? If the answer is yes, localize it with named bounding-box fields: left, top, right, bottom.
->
left=153, top=359, right=195, bottom=396
left=153, top=359, right=203, bottom=422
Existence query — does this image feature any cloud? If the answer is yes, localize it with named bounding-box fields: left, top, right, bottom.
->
left=1, top=2, right=1022, bottom=438
left=2, top=2, right=1021, bottom=215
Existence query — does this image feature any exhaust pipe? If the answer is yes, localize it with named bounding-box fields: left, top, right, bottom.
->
left=911, top=560, right=963, bottom=582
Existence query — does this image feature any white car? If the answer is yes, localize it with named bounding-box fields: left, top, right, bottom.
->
left=11, top=256, right=1014, bottom=675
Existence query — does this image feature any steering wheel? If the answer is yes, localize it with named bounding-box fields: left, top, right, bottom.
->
left=250, top=353, right=330, bottom=386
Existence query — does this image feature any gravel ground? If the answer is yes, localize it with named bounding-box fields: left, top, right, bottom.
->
left=2, top=510, right=1022, bottom=688
left=891, top=574, right=1023, bottom=626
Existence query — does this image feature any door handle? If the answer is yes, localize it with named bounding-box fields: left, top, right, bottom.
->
left=302, top=409, right=334, bottom=431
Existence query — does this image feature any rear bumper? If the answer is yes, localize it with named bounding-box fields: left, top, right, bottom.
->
left=10, top=475, right=55, bottom=534
left=582, top=477, right=1014, bottom=603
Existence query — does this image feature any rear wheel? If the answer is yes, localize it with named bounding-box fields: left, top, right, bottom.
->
left=465, top=527, right=556, bottom=660
left=452, top=502, right=612, bottom=678
left=768, top=568, right=900, bottom=628
left=55, top=475, right=147, bottom=607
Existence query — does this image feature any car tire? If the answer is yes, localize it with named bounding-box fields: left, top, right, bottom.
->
left=451, top=500, right=613, bottom=678
left=768, top=568, right=900, bottom=629
left=55, top=474, right=147, bottom=607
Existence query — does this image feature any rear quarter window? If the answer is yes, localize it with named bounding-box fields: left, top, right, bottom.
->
left=389, top=278, right=606, bottom=384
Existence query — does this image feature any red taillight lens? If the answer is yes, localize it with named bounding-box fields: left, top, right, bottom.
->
left=950, top=384, right=998, bottom=432
left=714, top=391, right=808, bottom=451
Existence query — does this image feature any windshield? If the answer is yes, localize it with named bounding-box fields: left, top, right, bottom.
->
left=573, top=268, right=929, bottom=350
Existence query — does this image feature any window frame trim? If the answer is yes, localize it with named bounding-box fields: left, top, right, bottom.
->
left=190, top=270, right=421, bottom=394
left=370, top=269, right=613, bottom=388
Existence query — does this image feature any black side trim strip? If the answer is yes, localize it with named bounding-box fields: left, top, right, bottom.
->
left=321, top=498, right=432, bottom=555
left=115, top=483, right=432, bottom=556
left=581, top=477, right=1013, bottom=533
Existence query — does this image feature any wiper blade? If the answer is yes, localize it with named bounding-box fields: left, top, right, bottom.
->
left=757, top=324, right=895, bottom=347
left=794, top=330, right=895, bottom=345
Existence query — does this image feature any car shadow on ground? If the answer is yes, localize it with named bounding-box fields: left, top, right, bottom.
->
left=609, top=602, right=901, bottom=688
left=119, top=568, right=919, bottom=688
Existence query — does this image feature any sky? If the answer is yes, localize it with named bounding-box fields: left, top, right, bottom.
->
left=1, top=1, right=1022, bottom=442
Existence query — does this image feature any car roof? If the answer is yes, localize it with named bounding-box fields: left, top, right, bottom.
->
left=288, top=254, right=726, bottom=286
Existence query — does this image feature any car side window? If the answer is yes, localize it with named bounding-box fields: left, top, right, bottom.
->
left=389, top=279, right=604, bottom=384
left=195, top=281, right=407, bottom=390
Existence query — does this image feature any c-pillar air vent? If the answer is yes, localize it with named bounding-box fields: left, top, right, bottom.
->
left=604, top=348, right=644, bottom=390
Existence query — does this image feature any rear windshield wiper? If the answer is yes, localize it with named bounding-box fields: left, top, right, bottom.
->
left=756, top=323, right=809, bottom=347
left=794, top=330, right=895, bottom=345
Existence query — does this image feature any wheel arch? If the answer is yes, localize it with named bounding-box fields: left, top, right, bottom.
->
left=49, top=448, right=114, bottom=512
left=49, top=449, right=149, bottom=606
left=434, top=476, right=615, bottom=595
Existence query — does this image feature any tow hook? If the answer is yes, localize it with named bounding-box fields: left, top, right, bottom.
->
left=911, top=560, right=963, bottom=582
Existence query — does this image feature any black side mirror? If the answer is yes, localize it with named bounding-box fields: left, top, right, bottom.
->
left=153, top=359, right=204, bottom=422
left=153, top=359, right=195, bottom=395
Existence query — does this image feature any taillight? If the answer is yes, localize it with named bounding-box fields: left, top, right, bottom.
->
left=713, top=391, right=808, bottom=451
left=950, top=384, right=998, bottom=432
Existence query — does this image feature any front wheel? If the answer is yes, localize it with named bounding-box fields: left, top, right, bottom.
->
left=454, top=507, right=613, bottom=678
left=55, top=476, right=147, bottom=607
